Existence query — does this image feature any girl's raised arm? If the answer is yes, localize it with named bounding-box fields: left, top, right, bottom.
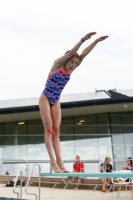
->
left=76, top=36, right=109, bottom=67
left=51, top=32, right=96, bottom=71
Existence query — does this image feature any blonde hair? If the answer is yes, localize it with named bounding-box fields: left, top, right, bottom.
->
left=105, top=156, right=111, bottom=161
left=65, top=50, right=80, bottom=60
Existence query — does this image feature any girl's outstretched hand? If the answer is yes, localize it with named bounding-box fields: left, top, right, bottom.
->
left=82, top=32, right=96, bottom=41
left=95, top=36, right=109, bottom=42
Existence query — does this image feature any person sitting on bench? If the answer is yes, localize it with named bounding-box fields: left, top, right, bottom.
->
left=68, top=155, right=84, bottom=190
left=100, top=156, right=113, bottom=192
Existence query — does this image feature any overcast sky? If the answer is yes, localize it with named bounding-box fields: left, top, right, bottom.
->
left=0, top=0, right=133, bottom=101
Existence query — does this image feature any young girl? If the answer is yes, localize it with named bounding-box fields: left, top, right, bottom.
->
left=122, top=157, right=133, bottom=170
left=39, top=32, right=109, bottom=173
left=122, top=157, right=133, bottom=190
left=100, top=156, right=113, bottom=192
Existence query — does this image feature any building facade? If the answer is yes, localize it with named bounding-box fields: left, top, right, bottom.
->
left=0, top=89, right=133, bottom=162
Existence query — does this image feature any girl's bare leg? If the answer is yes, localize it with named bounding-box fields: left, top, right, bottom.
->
left=51, top=100, right=69, bottom=172
left=76, top=177, right=81, bottom=188
left=100, top=178, right=106, bottom=191
left=106, top=178, right=111, bottom=191
left=39, top=94, right=63, bottom=172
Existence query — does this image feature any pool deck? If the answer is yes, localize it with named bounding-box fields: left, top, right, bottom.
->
left=0, top=184, right=133, bottom=200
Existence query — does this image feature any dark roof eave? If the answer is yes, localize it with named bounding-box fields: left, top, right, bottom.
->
left=1, top=97, right=133, bottom=114
left=61, top=98, right=133, bottom=109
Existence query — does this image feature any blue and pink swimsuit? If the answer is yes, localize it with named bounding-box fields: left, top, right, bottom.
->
left=42, top=67, right=71, bottom=107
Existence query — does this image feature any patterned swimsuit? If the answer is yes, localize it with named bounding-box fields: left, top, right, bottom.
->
left=42, top=67, right=71, bottom=107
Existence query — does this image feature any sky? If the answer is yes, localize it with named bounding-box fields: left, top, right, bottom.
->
left=0, top=0, right=133, bottom=101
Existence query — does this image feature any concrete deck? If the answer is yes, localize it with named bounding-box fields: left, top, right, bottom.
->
left=0, top=185, right=132, bottom=200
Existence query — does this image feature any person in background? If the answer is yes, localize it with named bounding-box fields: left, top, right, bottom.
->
left=100, top=156, right=113, bottom=192
left=68, top=155, right=84, bottom=190
left=122, top=157, right=133, bottom=170
left=5, top=170, right=9, bottom=175
left=122, top=157, right=133, bottom=190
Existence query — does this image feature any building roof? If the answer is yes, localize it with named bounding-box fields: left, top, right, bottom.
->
left=0, top=89, right=133, bottom=109
left=0, top=89, right=133, bottom=122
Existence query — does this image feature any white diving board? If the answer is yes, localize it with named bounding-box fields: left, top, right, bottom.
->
left=40, top=172, right=133, bottom=178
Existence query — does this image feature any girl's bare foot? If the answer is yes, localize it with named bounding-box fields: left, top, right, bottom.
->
left=57, top=163, right=70, bottom=173
left=51, top=163, right=64, bottom=173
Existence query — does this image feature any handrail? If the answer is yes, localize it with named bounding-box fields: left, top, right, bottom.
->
left=13, top=171, right=22, bottom=200
left=25, top=164, right=41, bottom=200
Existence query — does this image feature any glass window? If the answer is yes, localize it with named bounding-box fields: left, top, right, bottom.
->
left=61, top=117, right=74, bottom=125
left=112, top=134, right=124, bottom=145
left=75, top=115, right=96, bottom=126
left=27, top=145, right=48, bottom=160
left=3, top=136, right=27, bottom=159
left=17, top=123, right=27, bottom=135
left=75, top=125, right=97, bottom=135
left=0, top=136, right=3, bottom=145
left=99, top=146, right=113, bottom=161
left=61, top=146, right=75, bottom=160
left=60, top=136, right=74, bottom=146
left=4, top=122, right=17, bottom=135
left=75, top=146, right=98, bottom=160
left=0, top=146, right=3, bottom=160
left=75, top=115, right=97, bottom=143
left=16, top=145, right=27, bottom=160
left=113, top=145, right=127, bottom=171
left=0, top=126, right=3, bottom=158
left=4, top=136, right=16, bottom=145
left=98, top=136, right=111, bottom=145
left=113, top=146, right=125, bottom=159
left=17, top=136, right=27, bottom=145
left=2, top=122, right=28, bottom=136
left=27, top=136, right=44, bottom=145
left=28, top=120, right=42, bottom=125
left=28, top=120, right=43, bottom=135
left=75, top=136, right=98, bottom=146
left=121, top=113, right=133, bottom=133
left=110, top=114, right=122, bottom=134
left=97, top=114, right=111, bottom=145
left=3, top=145, right=26, bottom=160
left=125, top=146, right=133, bottom=158
left=0, top=123, right=3, bottom=135
left=2, top=112, right=133, bottom=162
left=123, top=134, right=133, bottom=145
left=60, top=117, right=74, bottom=137
left=97, top=114, right=110, bottom=134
